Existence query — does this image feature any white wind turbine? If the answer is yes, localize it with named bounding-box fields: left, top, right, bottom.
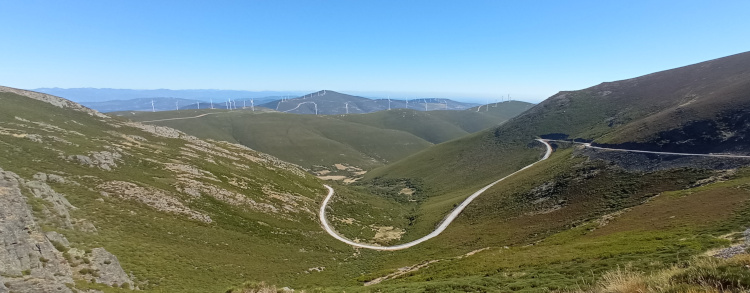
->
left=175, top=101, right=179, bottom=111
left=250, top=99, right=254, bottom=111
left=210, top=98, right=214, bottom=109
left=443, top=99, right=448, bottom=110
left=313, top=102, right=318, bottom=115
left=151, top=99, right=155, bottom=112
left=345, top=102, right=350, bottom=114
left=388, top=96, right=391, bottom=110
left=405, top=98, right=409, bottom=109
left=197, top=102, right=201, bottom=109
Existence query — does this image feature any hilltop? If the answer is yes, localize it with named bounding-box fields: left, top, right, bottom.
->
left=260, top=90, right=480, bottom=115
left=34, top=88, right=305, bottom=103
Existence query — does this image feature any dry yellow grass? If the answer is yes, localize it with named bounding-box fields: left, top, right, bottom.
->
left=564, top=254, right=750, bottom=293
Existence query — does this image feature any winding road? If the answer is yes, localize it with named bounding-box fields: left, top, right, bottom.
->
left=320, top=138, right=750, bottom=251
left=319, top=139, right=553, bottom=251
left=141, top=113, right=217, bottom=123
left=561, top=140, right=750, bottom=159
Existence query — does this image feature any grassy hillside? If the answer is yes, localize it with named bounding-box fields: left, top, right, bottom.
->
left=0, top=87, right=405, bottom=292
left=120, top=110, right=433, bottom=172
left=334, top=101, right=533, bottom=144
left=362, top=51, right=750, bottom=238
left=343, top=148, right=750, bottom=292
left=119, top=101, right=532, bottom=175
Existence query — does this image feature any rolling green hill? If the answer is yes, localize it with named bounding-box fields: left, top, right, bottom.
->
left=333, top=101, right=533, bottom=144
left=118, top=101, right=532, bottom=176
left=0, top=86, right=405, bottom=292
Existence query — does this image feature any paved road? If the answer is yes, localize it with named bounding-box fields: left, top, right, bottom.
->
left=141, top=113, right=215, bottom=123
left=319, top=139, right=553, bottom=251
left=281, top=101, right=317, bottom=113
left=545, top=139, right=750, bottom=159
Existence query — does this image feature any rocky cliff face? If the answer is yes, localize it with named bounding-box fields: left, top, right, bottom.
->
left=0, top=167, right=133, bottom=292
left=0, top=168, right=74, bottom=293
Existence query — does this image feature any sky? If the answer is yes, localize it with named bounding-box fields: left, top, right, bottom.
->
left=1, top=0, right=749, bottom=103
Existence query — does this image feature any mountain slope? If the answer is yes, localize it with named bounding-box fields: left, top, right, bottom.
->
left=369, top=51, right=750, bottom=191
left=0, top=86, right=375, bottom=292
left=333, top=101, right=533, bottom=144
left=119, top=101, right=531, bottom=176
left=319, top=52, right=750, bottom=291
left=355, top=51, right=750, bottom=256
left=119, top=110, right=434, bottom=173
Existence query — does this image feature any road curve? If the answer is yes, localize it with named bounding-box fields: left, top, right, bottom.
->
left=319, top=139, right=553, bottom=251
left=545, top=139, right=750, bottom=159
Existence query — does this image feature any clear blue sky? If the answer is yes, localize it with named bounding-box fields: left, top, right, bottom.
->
left=1, top=0, right=748, bottom=102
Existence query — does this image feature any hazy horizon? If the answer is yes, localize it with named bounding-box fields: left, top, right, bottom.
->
left=3, top=1, right=750, bottom=104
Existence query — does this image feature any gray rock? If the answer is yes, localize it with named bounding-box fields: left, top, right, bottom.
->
left=45, top=232, right=70, bottom=248
left=0, top=168, right=74, bottom=292
left=89, top=248, right=134, bottom=289
left=25, top=180, right=76, bottom=229
left=33, top=173, right=67, bottom=184
left=0, top=278, right=7, bottom=293
left=67, top=151, right=122, bottom=171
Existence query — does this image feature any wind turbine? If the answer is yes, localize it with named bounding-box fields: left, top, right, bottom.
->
left=443, top=99, right=448, bottom=110
left=345, top=102, right=350, bottom=114
left=198, top=102, right=201, bottom=109
left=405, top=98, right=409, bottom=109
left=175, top=101, right=179, bottom=111
left=210, top=98, right=214, bottom=109
left=243, top=100, right=246, bottom=109
left=151, top=99, right=155, bottom=112
left=387, top=96, right=391, bottom=110
left=313, top=102, right=318, bottom=115
left=250, top=99, right=254, bottom=111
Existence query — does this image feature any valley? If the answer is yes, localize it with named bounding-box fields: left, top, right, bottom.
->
left=2, top=52, right=750, bottom=293
left=118, top=100, right=533, bottom=179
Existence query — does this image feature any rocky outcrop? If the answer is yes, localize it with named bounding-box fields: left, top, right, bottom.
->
left=98, top=180, right=212, bottom=223
left=89, top=248, right=133, bottom=288
left=25, top=179, right=76, bottom=229
left=0, top=168, right=74, bottom=293
left=67, top=151, right=122, bottom=171
left=0, top=167, right=134, bottom=291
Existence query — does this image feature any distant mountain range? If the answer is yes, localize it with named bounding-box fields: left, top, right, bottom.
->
left=260, top=90, right=480, bottom=114
left=32, top=88, right=306, bottom=103
left=44, top=88, right=483, bottom=113
left=80, top=97, right=277, bottom=112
